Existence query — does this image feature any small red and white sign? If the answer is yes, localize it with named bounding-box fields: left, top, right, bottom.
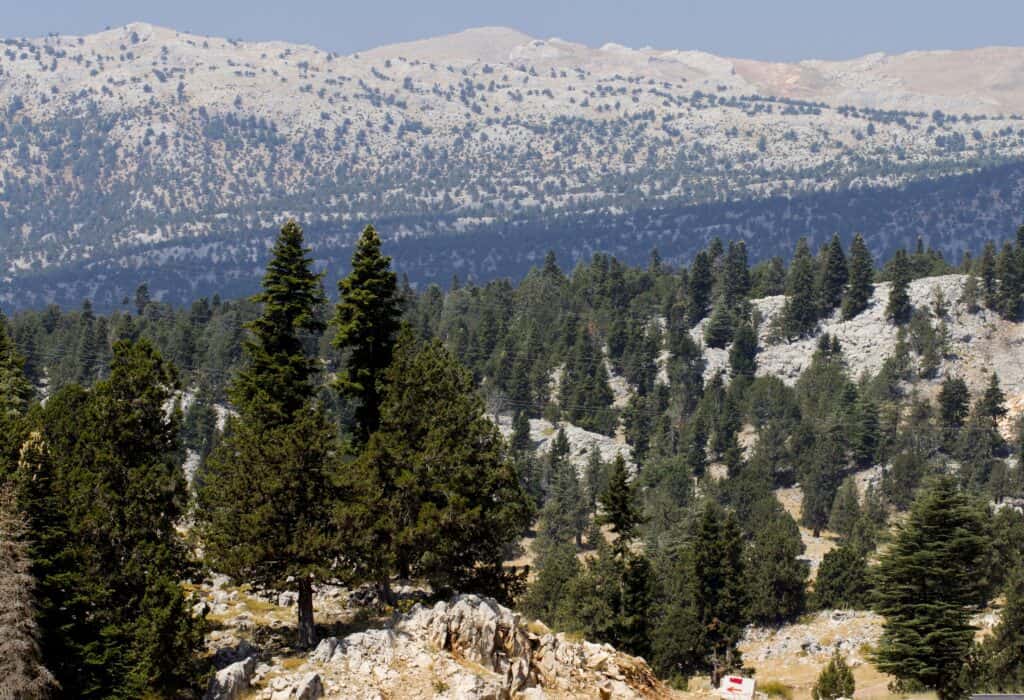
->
left=719, top=675, right=756, bottom=700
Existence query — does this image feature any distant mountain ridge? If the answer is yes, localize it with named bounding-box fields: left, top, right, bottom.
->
left=1, top=23, right=1024, bottom=308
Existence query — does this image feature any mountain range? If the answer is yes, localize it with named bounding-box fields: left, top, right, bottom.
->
left=3, top=22, right=1024, bottom=308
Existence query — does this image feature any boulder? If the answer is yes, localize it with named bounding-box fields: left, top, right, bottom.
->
left=204, top=656, right=255, bottom=700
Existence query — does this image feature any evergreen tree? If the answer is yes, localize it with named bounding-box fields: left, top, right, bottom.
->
left=873, top=477, right=990, bottom=699
left=521, top=540, right=580, bottom=624
left=973, top=565, right=1024, bottom=692
left=996, top=242, right=1024, bottom=319
left=728, top=320, right=758, bottom=379
left=231, top=221, right=327, bottom=425
left=812, top=542, right=871, bottom=609
left=0, top=485, right=57, bottom=698
left=559, top=324, right=616, bottom=435
left=337, top=334, right=532, bottom=603
left=887, top=249, right=912, bottom=324
left=703, top=301, right=735, bottom=349
left=33, top=341, right=206, bottom=696
left=511, top=410, right=532, bottom=452
left=979, top=241, right=998, bottom=309
left=687, top=250, right=714, bottom=326
left=850, top=392, right=879, bottom=467
left=721, top=241, right=751, bottom=311
left=817, top=234, right=848, bottom=315
left=780, top=238, right=819, bottom=339
left=333, top=224, right=403, bottom=441
left=842, top=233, right=874, bottom=320
left=598, top=454, right=644, bottom=552
left=0, top=312, right=33, bottom=420
left=828, top=478, right=862, bottom=538
left=745, top=507, right=808, bottom=624
left=539, top=448, right=588, bottom=548
left=692, top=502, right=747, bottom=684
left=801, top=431, right=845, bottom=537
left=199, top=221, right=335, bottom=649
left=938, top=375, right=970, bottom=451
left=812, top=651, right=855, bottom=700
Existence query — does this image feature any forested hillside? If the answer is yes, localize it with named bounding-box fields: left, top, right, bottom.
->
left=3, top=219, right=1024, bottom=698
left=5, top=23, right=1024, bottom=307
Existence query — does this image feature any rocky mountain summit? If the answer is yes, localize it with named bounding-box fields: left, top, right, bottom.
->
left=2, top=23, right=1024, bottom=306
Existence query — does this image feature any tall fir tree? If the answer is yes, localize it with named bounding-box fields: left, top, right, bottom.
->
left=598, top=454, right=644, bottom=553
left=336, top=332, right=532, bottom=603
left=781, top=238, right=819, bottom=339
left=842, top=233, right=874, bottom=320
left=692, top=502, right=747, bottom=684
left=231, top=220, right=327, bottom=425
left=817, top=234, right=848, bottom=316
left=332, top=224, right=403, bottom=441
left=0, top=311, right=33, bottom=420
left=873, top=477, right=990, bottom=699
left=31, top=341, right=206, bottom=697
left=687, top=250, right=714, bottom=326
left=199, top=220, right=336, bottom=648
left=887, top=249, right=912, bottom=324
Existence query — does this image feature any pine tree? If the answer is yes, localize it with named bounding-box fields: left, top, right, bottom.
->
left=721, top=241, right=751, bottom=311
left=333, top=224, right=403, bottom=441
left=337, top=333, right=532, bottom=603
left=560, top=324, right=616, bottom=435
left=850, top=392, right=879, bottom=467
left=828, top=478, right=862, bottom=538
left=598, top=454, right=644, bottom=552
left=521, top=540, right=580, bottom=624
left=812, top=651, right=855, bottom=700
left=232, top=220, right=327, bottom=425
left=802, top=431, right=845, bottom=537
left=817, top=234, right=848, bottom=316
left=199, top=221, right=335, bottom=649
left=781, top=238, right=819, bottom=339
left=887, top=249, right=912, bottom=324
left=0, top=485, right=57, bottom=698
left=842, top=233, right=874, bottom=320
left=978, top=372, right=1007, bottom=423
left=873, top=477, right=990, bottom=699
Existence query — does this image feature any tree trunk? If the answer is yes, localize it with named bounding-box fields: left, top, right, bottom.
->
left=297, top=577, right=316, bottom=648
left=378, top=576, right=395, bottom=607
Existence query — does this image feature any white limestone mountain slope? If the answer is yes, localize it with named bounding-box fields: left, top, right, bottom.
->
left=3, top=23, right=1024, bottom=307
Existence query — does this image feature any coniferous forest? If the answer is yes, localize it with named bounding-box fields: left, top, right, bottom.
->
left=4, top=220, right=1024, bottom=698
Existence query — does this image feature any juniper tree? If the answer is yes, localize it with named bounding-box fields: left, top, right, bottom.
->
left=812, top=651, right=855, bottom=700
left=812, top=541, right=871, bottom=609
left=199, top=221, right=336, bottom=649
left=842, top=233, right=874, bottom=320
left=333, top=224, right=403, bottom=442
left=873, top=476, right=990, bottom=699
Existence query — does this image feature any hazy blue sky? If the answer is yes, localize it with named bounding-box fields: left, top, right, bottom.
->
left=6, top=0, right=1023, bottom=61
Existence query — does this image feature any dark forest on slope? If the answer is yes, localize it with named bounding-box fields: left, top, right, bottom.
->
left=3, top=220, right=1024, bottom=698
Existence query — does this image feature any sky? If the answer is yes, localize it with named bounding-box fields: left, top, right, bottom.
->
left=4, top=0, right=1023, bottom=61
